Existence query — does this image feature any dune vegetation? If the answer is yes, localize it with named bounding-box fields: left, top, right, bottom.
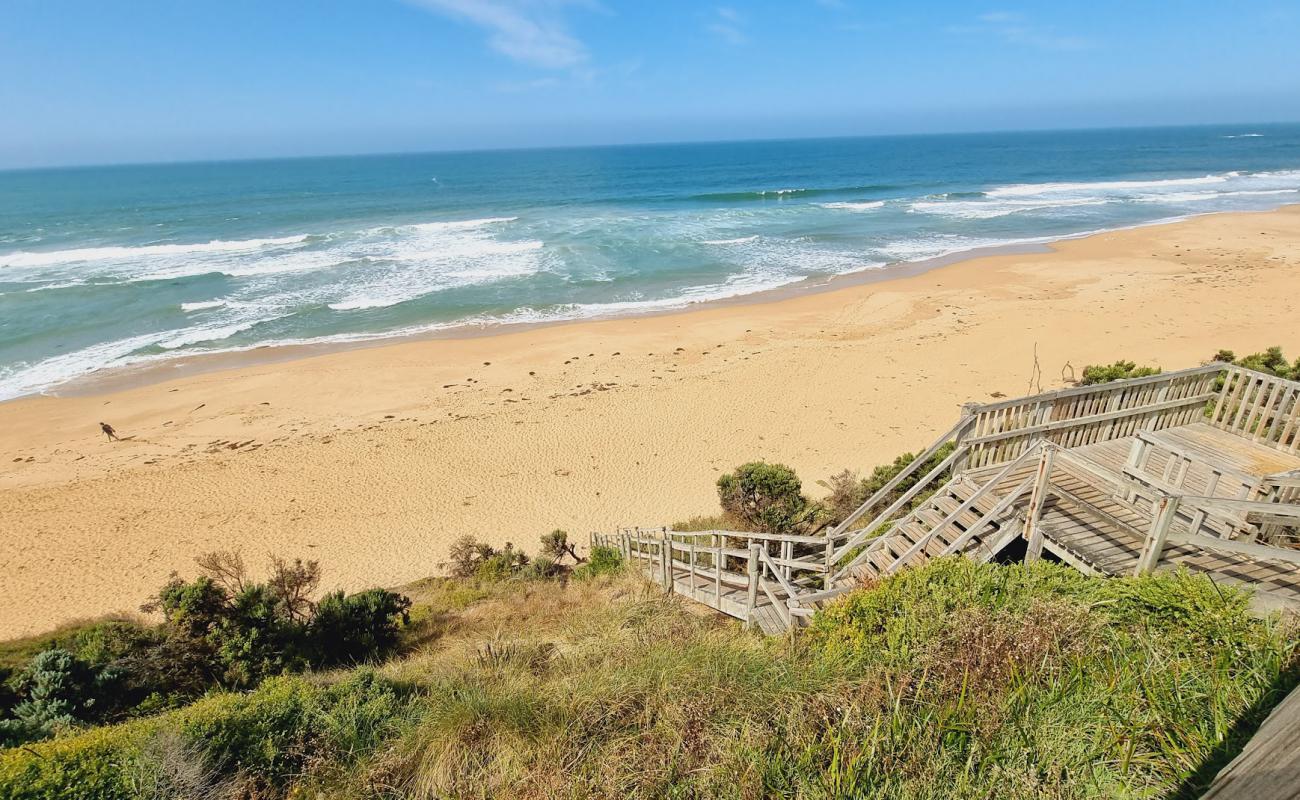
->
left=1, top=553, right=1295, bottom=800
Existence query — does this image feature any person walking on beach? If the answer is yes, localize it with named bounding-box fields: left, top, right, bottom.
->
left=99, top=422, right=119, bottom=442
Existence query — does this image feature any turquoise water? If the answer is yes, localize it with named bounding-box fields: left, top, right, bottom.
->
left=3, top=125, right=1300, bottom=400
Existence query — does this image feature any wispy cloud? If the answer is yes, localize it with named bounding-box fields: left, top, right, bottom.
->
left=951, top=11, right=1094, bottom=52
left=405, top=0, right=592, bottom=69
left=708, top=6, right=748, bottom=45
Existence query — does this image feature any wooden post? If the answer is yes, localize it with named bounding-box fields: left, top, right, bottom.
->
left=1023, top=445, right=1057, bottom=562
left=951, top=402, right=980, bottom=475
left=688, top=540, right=697, bottom=591
left=1134, top=494, right=1181, bottom=575
left=744, top=544, right=760, bottom=631
left=714, top=544, right=723, bottom=606
left=659, top=529, right=670, bottom=591
left=823, top=537, right=835, bottom=589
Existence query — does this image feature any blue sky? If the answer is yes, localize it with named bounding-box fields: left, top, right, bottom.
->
left=2, top=0, right=1298, bottom=167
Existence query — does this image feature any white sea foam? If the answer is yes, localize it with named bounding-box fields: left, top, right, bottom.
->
left=986, top=174, right=1232, bottom=198
left=1223, top=133, right=1264, bottom=138
left=0, top=235, right=309, bottom=269
left=818, top=201, right=885, bottom=211
left=180, top=300, right=228, bottom=312
left=156, top=321, right=260, bottom=349
left=325, top=219, right=545, bottom=311
left=702, top=235, right=759, bottom=245
left=0, top=331, right=180, bottom=402
left=24, top=280, right=88, bottom=292
left=910, top=196, right=1109, bottom=219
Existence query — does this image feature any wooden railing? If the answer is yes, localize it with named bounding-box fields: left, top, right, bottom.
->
left=962, top=365, right=1222, bottom=470
left=1210, top=365, right=1300, bottom=452
left=825, top=366, right=1227, bottom=570
left=597, top=527, right=831, bottom=631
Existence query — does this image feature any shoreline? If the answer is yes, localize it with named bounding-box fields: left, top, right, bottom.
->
left=15, top=204, right=1275, bottom=403
left=48, top=240, right=1053, bottom=400
left=2, top=204, right=1299, bottom=638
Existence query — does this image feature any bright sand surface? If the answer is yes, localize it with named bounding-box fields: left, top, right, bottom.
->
left=2, top=207, right=1299, bottom=638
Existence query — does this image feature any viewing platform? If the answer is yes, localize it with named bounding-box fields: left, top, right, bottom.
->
left=593, top=362, right=1300, bottom=634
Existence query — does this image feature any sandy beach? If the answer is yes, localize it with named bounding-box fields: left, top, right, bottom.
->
left=2, top=206, right=1298, bottom=639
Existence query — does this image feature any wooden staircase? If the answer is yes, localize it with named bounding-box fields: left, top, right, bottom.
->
left=841, top=475, right=1025, bottom=583
left=595, top=363, right=1300, bottom=634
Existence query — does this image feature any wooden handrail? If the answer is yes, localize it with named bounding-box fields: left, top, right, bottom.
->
left=882, top=443, right=1042, bottom=574
left=938, top=473, right=1035, bottom=558
left=1133, top=430, right=1260, bottom=488
left=828, top=444, right=967, bottom=564
left=968, top=363, right=1223, bottom=415
left=1166, top=529, right=1300, bottom=566
left=963, top=394, right=1216, bottom=448
left=757, top=548, right=799, bottom=599
left=827, top=415, right=975, bottom=539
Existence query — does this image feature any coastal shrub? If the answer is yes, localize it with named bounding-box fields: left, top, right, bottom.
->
left=3, top=560, right=1296, bottom=798
left=146, top=555, right=412, bottom=691
left=538, top=529, right=583, bottom=564
left=0, top=720, right=151, bottom=800
left=211, top=584, right=307, bottom=689
left=0, top=671, right=416, bottom=799
left=309, top=589, right=412, bottom=667
left=475, top=544, right=529, bottom=582
left=1079, top=359, right=1161, bottom=385
left=572, top=546, right=624, bottom=581
left=717, top=461, right=816, bottom=534
left=1213, top=345, right=1300, bottom=380
left=0, top=649, right=125, bottom=746
left=445, top=535, right=500, bottom=578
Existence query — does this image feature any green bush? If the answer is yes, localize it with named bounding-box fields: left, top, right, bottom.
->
left=1079, top=360, right=1161, bottom=385
left=0, top=649, right=123, bottom=747
left=1213, top=346, right=1300, bottom=381
left=717, top=461, right=817, bottom=534
left=0, top=720, right=151, bottom=800
left=573, top=546, right=624, bottom=581
left=310, top=590, right=412, bottom=667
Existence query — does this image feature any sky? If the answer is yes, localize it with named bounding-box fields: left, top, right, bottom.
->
left=1, top=0, right=1299, bottom=168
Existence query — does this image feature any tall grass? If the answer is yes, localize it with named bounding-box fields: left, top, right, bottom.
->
left=2, top=559, right=1295, bottom=799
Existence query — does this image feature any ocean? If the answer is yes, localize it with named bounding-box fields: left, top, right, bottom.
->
left=2, top=124, right=1300, bottom=401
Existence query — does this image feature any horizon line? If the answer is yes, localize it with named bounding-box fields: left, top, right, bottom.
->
left=2, top=118, right=1297, bottom=175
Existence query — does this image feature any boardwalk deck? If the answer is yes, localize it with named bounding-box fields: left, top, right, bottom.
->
left=1201, top=683, right=1300, bottom=800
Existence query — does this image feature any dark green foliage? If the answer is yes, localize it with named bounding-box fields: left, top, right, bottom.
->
left=572, top=546, right=624, bottom=581
left=0, top=671, right=415, bottom=800
left=0, top=649, right=119, bottom=747
left=0, top=554, right=412, bottom=747
left=0, top=669, right=14, bottom=721
left=212, top=584, right=306, bottom=689
left=145, top=556, right=411, bottom=692
left=310, top=590, right=412, bottom=666
left=1079, top=359, right=1162, bottom=385
left=538, top=529, right=583, bottom=567
left=717, top=461, right=817, bottom=533
left=1214, top=346, right=1300, bottom=381
left=152, top=575, right=228, bottom=640
left=1, top=560, right=1296, bottom=798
